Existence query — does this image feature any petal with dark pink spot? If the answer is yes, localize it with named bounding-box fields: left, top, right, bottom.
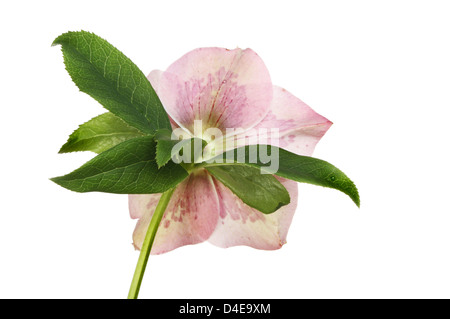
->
left=208, top=86, right=332, bottom=158
left=157, top=47, right=273, bottom=135
left=207, top=176, right=298, bottom=250
left=131, top=170, right=219, bottom=254
left=254, top=86, right=332, bottom=156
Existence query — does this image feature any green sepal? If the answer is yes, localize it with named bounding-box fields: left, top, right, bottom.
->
left=155, top=129, right=207, bottom=168
left=206, top=165, right=290, bottom=214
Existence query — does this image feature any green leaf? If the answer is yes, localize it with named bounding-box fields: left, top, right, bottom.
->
left=51, top=136, right=188, bottom=194
left=206, top=165, right=290, bottom=214
left=155, top=129, right=207, bottom=168
left=59, top=112, right=145, bottom=154
left=52, top=31, right=171, bottom=134
left=206, top=145, right=360, bottom=207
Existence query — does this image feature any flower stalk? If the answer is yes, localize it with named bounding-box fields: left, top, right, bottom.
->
left=127, top=188, right=175, bottom=299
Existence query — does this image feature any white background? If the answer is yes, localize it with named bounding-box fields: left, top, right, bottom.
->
left=1, top=0, right=449, bottom=299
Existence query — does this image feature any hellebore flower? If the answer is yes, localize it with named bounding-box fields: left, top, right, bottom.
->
left=129, top=47, right=332, bottom=254
left=51, top=31, right=358, bottom=299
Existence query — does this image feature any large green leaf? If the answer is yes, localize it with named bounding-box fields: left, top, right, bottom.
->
left=59, top=112, right=145, bottom=154
left=52, top=31, right=171, bottom=134
left=206, top=165, right=290, bottom=214
left=205, top=145, right=360, bottom=207
left=51, top=136, right=188, bottom=194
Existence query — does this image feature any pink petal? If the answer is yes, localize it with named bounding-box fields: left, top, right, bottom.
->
left=206, top=85, right=332, bottom=159
left=147, top=70, right=180, bottom=130
left=157, top=47, right=273, bottom=135
left=147, top=69, right=163, bottom=93
left=131, top=170, right=219, bottom=254
left=254, top=86, right=332, bottom=156
left=129, top=194, right=161, bottom=220
left=207, top=176, right=298, bottom=250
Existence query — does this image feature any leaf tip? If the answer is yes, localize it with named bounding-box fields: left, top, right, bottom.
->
left=49, top=176, right=62, bottom=186
left=156, top=159, right=166, bottom=169
left=353, top=193, right=360, bottom=208
left=52, top=30, right=93, bottom=47
left=347, top=180, right=360, bottom=208
left=269, top=199, right=291, bottom=214
left=155, top=144, right=169, bottom=169
left=57, top=144, right=69, bottom=154
left=51, top=32, right=67, bottom=47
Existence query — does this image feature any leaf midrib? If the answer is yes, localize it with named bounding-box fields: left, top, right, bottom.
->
left=75, top=131, right=145, bottom=139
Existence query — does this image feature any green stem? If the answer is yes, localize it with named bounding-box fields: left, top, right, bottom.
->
left=127, top=188, right=175, bottom=299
